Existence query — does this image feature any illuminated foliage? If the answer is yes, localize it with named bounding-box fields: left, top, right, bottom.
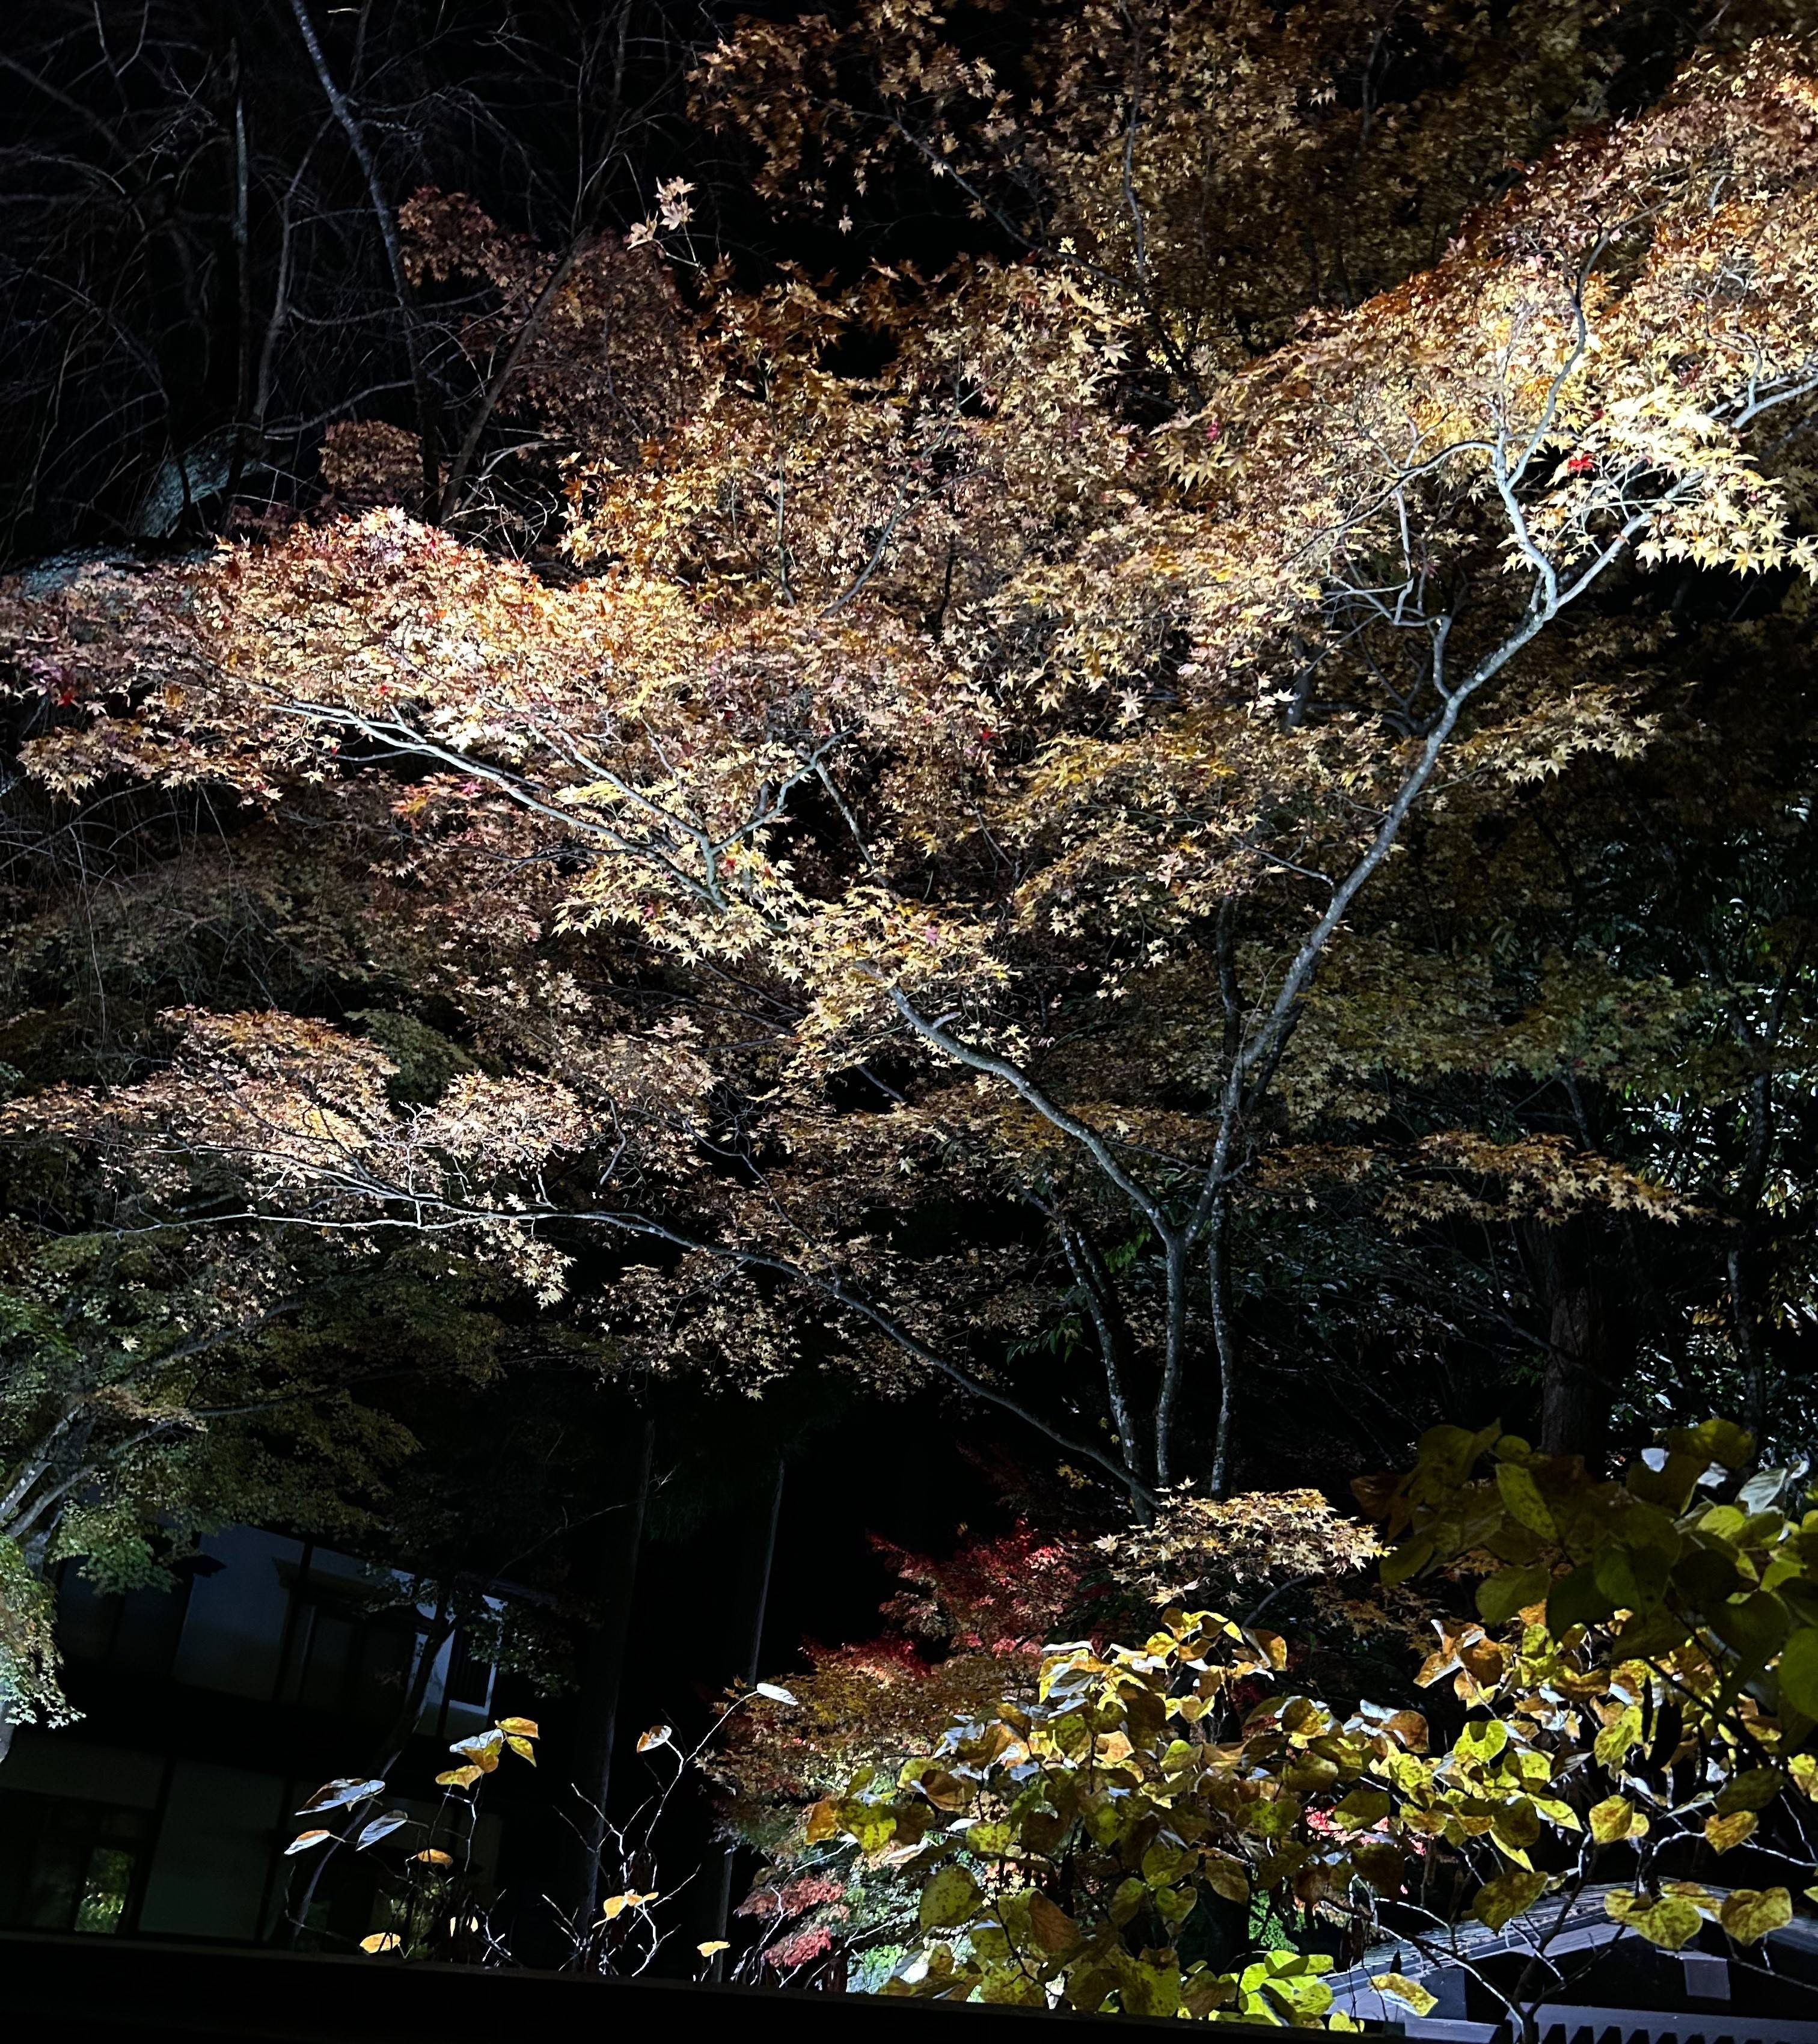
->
left=812, top=1421, right=1818, bottom=2023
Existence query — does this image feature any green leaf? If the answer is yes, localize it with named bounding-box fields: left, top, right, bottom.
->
left=1332, top=1786, right=1393, bottom=1831
left=1478, top=1561, right=1551, bottom=1626
left=1627, top=1451, right=1705, bottom=1514
left=1777, top=1625, right=1818, bottom=1718
left=1594, top=1703, right=1642, bottom=1768
left=1351, top=1841, right=1405, bottom=1895
left=1707, top=1591, right=1791, bottom=1674
left=1714, top=1767, right=1783, bottom=1816
left=1204, top=1850, right=1250, bottom=1902
left=1673, top=1418, right=1754, bottom=1471
left=1454, top=1718, right=1510, bottom=1765
left=1547, top=1564, right=1616, bottom=1635
left=1670, top=1541, right=1740, bottom=1609
left=1495, top=1462, right=1557, bottom=1538
left=1108, top=1876, right=1146, bottom=1927
left=1594, top=1542, right=1671, bottom=1612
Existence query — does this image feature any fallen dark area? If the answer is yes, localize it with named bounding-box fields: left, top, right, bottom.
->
left=0, top=1931, right=1290, bottom=2043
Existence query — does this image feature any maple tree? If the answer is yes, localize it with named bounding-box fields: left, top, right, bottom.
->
left=8, top=30, right=1818, bottom=1518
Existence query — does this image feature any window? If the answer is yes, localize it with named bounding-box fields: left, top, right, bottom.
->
left=0, top=1797, right=153, bottom=1935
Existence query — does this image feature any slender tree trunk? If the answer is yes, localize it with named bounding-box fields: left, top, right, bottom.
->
left=436, top=237, right=584, bottom=519
left=284, top=1585, right=457, bottom=1944
left=287, top=0, right=442, bottom=512
left=1206, top=1187, right=1239, bottom=1497
left=1059, top=1219, right=1148, bottom=1513
left=1728, top=1069, right=1776, bottom=1443
left=1539, top=1284, right=1608, bottom=1461
left=563, top=1413, right=655, bottom=1945
left=1154, top=1237, right=1189, bottom=1489
left=709, top=1457, right=785, bottom=1974
left=1729, top=1243, right=1768, bottom=1445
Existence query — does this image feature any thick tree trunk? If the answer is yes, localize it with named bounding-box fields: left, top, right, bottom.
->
left=1521, top=1219, right=1626, bottom=1466
left=1540, top=1283, right=1609, bottom=1463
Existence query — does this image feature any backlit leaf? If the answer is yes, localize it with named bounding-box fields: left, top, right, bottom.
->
left=918, top=1863, right=980, bottom=1932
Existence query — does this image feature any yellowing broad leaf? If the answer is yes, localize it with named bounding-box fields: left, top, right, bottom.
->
left=918, top=1863, right=980, bottom=1932
left=1204, top=1851, right=1250, bottom=1902
left=1704, top=1810, right=1757, bottom=1854
left=1028, top=1893, right=1079, bottom=1954
left=1371, top=1974, right=1437, bottom=2018
left=1589, top=1795, right=1639, bottom=1844
left=1606, top=1891, right=1703, bottom=1950
left=449, top=1730, right=503, bottom=1771
left=360, top=1933, right=402, bottom=1954
left=1719, top=1888, right=1793, bottom=1945
left=1472, top=1868, right=1547, bottom=1932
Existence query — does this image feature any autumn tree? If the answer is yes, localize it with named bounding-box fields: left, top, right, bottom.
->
left=4, top=28, right=1818, bottom=1553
